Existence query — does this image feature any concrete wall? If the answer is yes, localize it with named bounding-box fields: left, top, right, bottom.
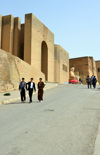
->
left=70, top=57, right=97, bottom=84
left=96, top=61, right=100, bottom=82
left=24, top=13, right=54, bottom=82
left=2, top=15, right=14, bottom=53
left=54, top=45, right=69, bottom=83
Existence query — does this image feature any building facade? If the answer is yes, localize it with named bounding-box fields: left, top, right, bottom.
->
left=70, top=57, right=97, bottom=84
left=96, top=61, right=100, bottom=83
left=54, top=45, right=69, bottom=83
left=0, top=13, right=69, bottom=85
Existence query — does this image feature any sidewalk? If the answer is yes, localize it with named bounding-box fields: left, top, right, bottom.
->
left=0, top=82, right=58, bottom=105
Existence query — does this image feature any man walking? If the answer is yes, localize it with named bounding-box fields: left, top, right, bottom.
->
left=19, top=78, right=26, bottom=102
left=92, top=76, right=97, bottom=89
left=86, top=76, right=91, bottom=89
left=91, top=75, right=94, bottom=87
left=26, top=78, right=36, bottom=103
left=37, top=78, right=45, bottom=102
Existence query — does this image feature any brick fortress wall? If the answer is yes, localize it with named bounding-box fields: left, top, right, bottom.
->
left=70, top=57, right=97, bottom=84
left=0, top=13, right=69, bottom=86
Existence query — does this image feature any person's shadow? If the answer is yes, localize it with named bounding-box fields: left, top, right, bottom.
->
left=6, top=100, right=40, bottom=105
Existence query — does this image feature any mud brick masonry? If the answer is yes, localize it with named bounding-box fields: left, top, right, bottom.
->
left=0, top=13, right=100, bottom=92
left=70, top=57, right=99, bottom=84
left=0, top=13, right=69, bottom=92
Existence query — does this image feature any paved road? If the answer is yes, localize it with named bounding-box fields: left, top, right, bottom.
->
left=0, top=84, right=100, bottom=155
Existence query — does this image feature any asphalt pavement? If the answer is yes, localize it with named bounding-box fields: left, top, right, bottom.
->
left=0, top=84, right=100, bottom=155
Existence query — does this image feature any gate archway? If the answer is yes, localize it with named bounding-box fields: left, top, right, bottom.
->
left=41, top=41, right=48, bottom=81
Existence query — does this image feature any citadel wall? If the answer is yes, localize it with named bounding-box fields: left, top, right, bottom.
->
left=0, top=15, right=2, bottom=48
left=96, top=61, right=100, bottom=82
left=0, top=13, right=69, bottom=85
left=24, top=13, right=55, bottom=82
left=70, top=57, right=97, bottom=84
left=54, top=45, right=69, bottom=83
left=2, top=15, right=14, bottom=54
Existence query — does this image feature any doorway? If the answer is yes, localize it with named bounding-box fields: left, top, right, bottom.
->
left=41, top=41, right=48, bottom=81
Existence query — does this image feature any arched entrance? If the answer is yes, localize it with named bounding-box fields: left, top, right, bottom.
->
left=41, top=41, right=48, bottom=81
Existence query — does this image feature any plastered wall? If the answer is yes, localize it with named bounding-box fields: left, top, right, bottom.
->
left=54, top=45, right=69, bottom=83
left=70, top=57, right=97, bottom=84
left=24, top=13, right=54, bottom=82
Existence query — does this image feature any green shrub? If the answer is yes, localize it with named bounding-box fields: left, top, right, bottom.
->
left=3, top=93, right=11, bottom=96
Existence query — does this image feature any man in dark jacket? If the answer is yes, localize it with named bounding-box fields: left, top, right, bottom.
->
left=91, top=75, right=94, bottom=86
left=37, top=78, right=45, bottom=102
left=19, top=78, right=26, bottom=102
left=86, top=76, right=91, bottom=89
left=92, top=76, right=97, bottom=89
left=26, top=78, right=36, bottom=103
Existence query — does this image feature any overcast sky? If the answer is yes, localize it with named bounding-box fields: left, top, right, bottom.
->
left=0, top=0, right=100, bottom=60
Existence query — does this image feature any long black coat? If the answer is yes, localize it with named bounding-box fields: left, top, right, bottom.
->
left=26, top=82, right=36, bottom=91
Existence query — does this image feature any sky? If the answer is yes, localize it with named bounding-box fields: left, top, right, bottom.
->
left=0, top=0, right=100, bottom=60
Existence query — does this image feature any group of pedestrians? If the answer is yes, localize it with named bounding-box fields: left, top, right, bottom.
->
left=19, top=78, right=45, bottom=103
left=86, top=75, right=97, bottom=89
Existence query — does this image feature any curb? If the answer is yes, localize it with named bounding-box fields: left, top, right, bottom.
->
left=93, top=124, right=100, bottom=155
left=0, top=84, right=58, bottom=105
